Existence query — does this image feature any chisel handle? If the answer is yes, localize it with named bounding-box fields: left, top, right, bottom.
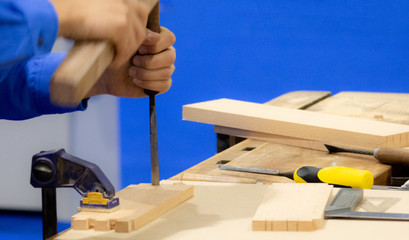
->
left=293, top=166, right=374, bottom=189
left=374, top=148, right=409, bottom=167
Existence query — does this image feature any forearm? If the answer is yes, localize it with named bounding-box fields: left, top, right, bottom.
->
left=0, top=53, right=87, bottom=120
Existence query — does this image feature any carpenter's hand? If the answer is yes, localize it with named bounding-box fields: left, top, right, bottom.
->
left=50, top=0, right=152, bottom=68
left=86, top=27, right=176, bottom=98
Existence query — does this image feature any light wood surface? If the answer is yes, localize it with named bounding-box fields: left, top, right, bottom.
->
left=53, top=181, right=409, bottom=240
left=50, top=41, right=114, bottom=106
left=183, top=98, right=409, bottom=148
left=252, top=183, right=333, bottom=231
left=71, top=183, right=193, bottom=233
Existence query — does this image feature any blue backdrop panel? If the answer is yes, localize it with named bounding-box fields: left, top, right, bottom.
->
left=120, top=1, right=409, bottom=187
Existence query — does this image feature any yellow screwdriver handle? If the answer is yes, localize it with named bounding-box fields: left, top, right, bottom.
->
left=293, top=166, right=374, bottom=189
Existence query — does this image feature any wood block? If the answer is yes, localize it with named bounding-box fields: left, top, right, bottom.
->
left=252, top=183, right=333, bottom=231
left=71, top=183, right=194, bottom=233
left=183, top=99, right=409, bottom=148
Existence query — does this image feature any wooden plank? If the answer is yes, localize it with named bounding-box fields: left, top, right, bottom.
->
left=183, top=98, right=409, bottom=148
left=307, top=92, right=409, bottom=125
left=71, top=183, right=194, bottom=233
left=264, top=91, right=331, bottom=109
left=54, top=182, right=409, bottom=240
left=252, top=183, right=334, bottom=232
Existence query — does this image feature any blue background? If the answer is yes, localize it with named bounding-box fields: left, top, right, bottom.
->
left=2, top=1, right=409, bottom=239
left=120, top=0, right=409, bottom=187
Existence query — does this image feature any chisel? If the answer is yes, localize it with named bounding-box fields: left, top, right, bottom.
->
left=146, top=2, right=160, bottom=186
left=324, top=144, right=409, bottom=167
left=218, top=164, right=374, bottom=189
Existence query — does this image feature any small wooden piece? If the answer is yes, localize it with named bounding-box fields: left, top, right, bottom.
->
left=71, top=183, right=194, bottom=233
left=50, top=41, right=114, bottom=107
left=252, top=183, right=333, bottom=231
left=183, top=98, right=409, bottom=148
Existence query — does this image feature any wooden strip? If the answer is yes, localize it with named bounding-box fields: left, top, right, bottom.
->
left=252, top=183, right=333, bottom=231
left=71, top=183, right=194, bottom=233
left=183, top=99, right=409, bottom=148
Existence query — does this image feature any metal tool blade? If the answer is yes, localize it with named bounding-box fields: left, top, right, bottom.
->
left=146, top=2, right=160, bottom=186
left=324, top=144, right=374, bottom=156
left=325, top=188, right=409, bottom=221
left=325, top=211, right=409, bottom=221
left=218, top=164, right=280, bottom=175
left=146, top=90, right=159, bottom=185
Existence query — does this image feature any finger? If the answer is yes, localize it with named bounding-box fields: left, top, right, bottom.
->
left=138, top=27, right=176, bottom=54
left=129, top=65, right=175, bottom=81
left=133, top=78, right=172, bottom=93
left=133, top=46, right=176, bottom=69
left=141, top=29, right=161, bottom=45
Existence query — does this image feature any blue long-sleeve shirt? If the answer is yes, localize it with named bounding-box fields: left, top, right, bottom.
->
left=0, top=0, right=87, bottom=120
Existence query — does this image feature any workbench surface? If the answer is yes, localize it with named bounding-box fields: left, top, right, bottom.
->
left=54, top=181, right=409, bottom=240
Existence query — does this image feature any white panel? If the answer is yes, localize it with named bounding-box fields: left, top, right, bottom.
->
left=0, top=114, right=70, bottom=210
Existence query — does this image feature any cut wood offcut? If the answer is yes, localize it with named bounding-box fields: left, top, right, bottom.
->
left=71, top=183, right=194, bottom=232
left=183, top=99, right=409, bottom=148
left=252, top=183, right=333, bottom=231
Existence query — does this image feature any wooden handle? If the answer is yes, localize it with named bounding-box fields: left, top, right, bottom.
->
left=50, top=0, right=159, bottom=107
left=375, top=148, right=409, bottom=167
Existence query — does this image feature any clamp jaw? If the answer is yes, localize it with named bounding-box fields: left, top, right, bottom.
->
left=30, top=149, right=115, bottom=198
left=30, top=149, right=118, bottom=240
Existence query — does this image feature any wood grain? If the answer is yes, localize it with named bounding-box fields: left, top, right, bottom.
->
left=50, top=41, right=114, bottom=106
left=183, top=98, right=409, bottom=148
left=252, top=183, right=333, bottom=231
left=71, top=183, right=194, bottom=233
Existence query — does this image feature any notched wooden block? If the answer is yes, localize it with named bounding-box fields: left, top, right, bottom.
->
left=71, top=183, right=194, bottom=233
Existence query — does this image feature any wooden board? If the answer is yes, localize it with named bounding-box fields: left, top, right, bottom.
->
left=307, top=92, right=409, bottom=125
left=183, top=98, right=409, bottom=148
left=71, top=183, right=194, bottom=232
left=53, top=181, right=409, bottom=240
left=252, top=183, right=333, bottom=231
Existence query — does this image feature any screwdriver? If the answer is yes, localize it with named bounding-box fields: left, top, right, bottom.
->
left=218, top=164, right=374, bottom=189
left=325, top=144, right=409, bottom=167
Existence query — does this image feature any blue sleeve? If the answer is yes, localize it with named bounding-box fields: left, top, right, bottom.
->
left=0, top=0, right=58, bottom=70
left=0, top=0, right=88, bottom=120
left=0, top=53, right=88, bottom=120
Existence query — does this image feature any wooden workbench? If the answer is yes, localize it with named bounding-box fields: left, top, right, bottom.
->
left=54, top=181, right=409, bottom=240
left=54, top=91, right=409, bottom=240
left=171, top=91, right=409, bottom=185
